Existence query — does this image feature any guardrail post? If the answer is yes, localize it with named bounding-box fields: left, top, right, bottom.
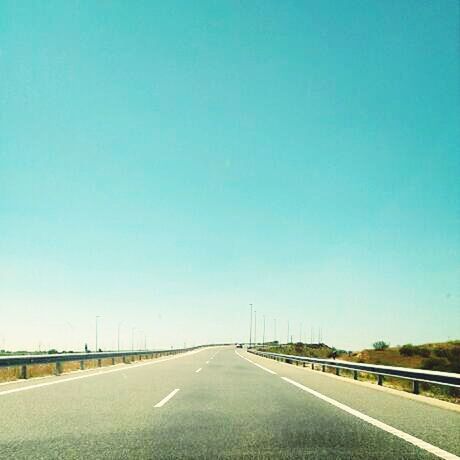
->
left=311, top=363, right=314, bottom=370
left=97, top=359, right=102, bottom=367
left=111, top=358, right=115, bottom=365
left=377, top=375, right=384, bottom=386
left=122, top=356, right=127, bottom=364
left=302, top=362, right=305, bottom=367
left=322, top=364, right=325, bottom=372
left=55, top=362, right=62, bottom=375
left=20, top=365, right=28, bottom=379
left=335, top=367, right=340, bottom=376
left=412, top=380, right=420, bottom=394
left=353, top=370, right=358, bottom=380
left=80, top=360, right=85, bottom=370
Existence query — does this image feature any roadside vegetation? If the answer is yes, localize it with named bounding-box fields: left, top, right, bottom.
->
left=261, top=341, right=334, bottom=358
left=341, top=340, right=460, bottom=373
left=0, top=349, right=73, bottom=356
left=257, top=340, right=460, bottom=404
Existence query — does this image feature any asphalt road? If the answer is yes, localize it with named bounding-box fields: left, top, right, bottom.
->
left=0, top=346, right=459, bottom=459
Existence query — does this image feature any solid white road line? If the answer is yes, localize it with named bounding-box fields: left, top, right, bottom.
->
left=0, top=348, right=207, bottom=397
left=235, top=350, right=277, bottom=375
left=195, top=368, right=202, bottom=373
left=154, top=389, right=180, bottom=408
left=282, top=377, right=459, bottom=460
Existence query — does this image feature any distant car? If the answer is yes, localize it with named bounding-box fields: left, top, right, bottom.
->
left=236, top=344, right=243, bottom=348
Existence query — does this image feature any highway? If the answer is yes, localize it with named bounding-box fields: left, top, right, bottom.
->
left=0, top=346, right=459, bottom=459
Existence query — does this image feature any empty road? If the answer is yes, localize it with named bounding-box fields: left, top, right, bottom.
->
left=1, top=346, right=459, bottom=459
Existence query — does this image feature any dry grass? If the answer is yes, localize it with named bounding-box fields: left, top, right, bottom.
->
left=341, top=349, right=424, bottom=368
left=83, top=359, right=98, bottom=369
left=28, top=363, right=55, bottom=378
left=62, top=361, right=82, bottom=373
left=0, top=367, right=20, bottom=382
left=341, top=340, right=460, bottom=371
left=0, top=354, right=160, bottom=383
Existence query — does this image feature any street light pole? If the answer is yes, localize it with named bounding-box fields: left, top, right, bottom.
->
left=117, top=322, right=121, bottom=352
left=95, top=316, right=101, bottom=352
left=131, top=327, right=135, bottom=352
left=249, top=304, right=253, bottom=347
left=254, top=310, right=257, bottom=345
left=262, top=315, right=266, bottom=347
left=287, top=320, right=290, bottom=344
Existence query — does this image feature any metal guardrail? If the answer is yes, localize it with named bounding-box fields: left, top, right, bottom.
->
left=0, top=345, right=222, bottom=379
left=248, top=349, right=460, bottom=394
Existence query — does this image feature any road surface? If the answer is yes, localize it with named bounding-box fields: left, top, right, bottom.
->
left=0, top=346, right=459, bottom=459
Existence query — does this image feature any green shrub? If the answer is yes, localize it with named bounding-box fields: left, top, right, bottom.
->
left=294, top=342, right=304, bottom=353
left=421, top=357, right=449, bottom=371
left=416, top=347, right=431, bottom=357
left=434, top=348, right=449, bottom=358
left=440, top=346, right=460, bottom=373
left=400, top=344, right=416, bottom=356
left=400, top=344, right=430, bottom=357
left=373, top=341, right=389, bottom=351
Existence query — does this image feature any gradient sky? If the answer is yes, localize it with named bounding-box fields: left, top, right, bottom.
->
left=1, top=0, right=459, bottom=351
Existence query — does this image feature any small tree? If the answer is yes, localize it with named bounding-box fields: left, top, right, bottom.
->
left=373, top=341, right=389, bottom=351
left=400, top=344, right=416, bottom=356
left=294, top=342, right=304, bottom=353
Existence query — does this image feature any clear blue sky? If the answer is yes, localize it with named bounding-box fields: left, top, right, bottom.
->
left=1, top=0, right=459, bottom=351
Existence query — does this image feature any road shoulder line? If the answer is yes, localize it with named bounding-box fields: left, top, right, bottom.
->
left=235, top=350, right=277, bottom=375
left=281, top=376, right=459, bottom=460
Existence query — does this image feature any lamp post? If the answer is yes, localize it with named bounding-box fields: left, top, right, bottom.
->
left=249, top=304, right=253, bottom=347
left=262, top=315, right=266, bottom=347
left=95, top=316, right=101, bottom=352
left=254, top=310, right=257, bottom=345
left=117, top=322, right=121, bottom=352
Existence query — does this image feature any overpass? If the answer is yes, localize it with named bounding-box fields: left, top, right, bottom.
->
left=0, top=346, right=459, bottom=459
